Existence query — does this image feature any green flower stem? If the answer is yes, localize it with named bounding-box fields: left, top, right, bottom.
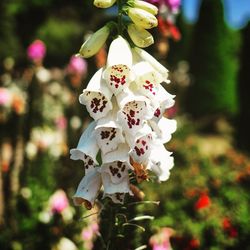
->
left=117, top=0, right=123, bottom=35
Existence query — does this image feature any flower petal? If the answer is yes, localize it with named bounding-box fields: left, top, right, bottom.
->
left=147, top=144, right=174, bottom=182
left=129, top=129, right=154, bottom=164
left=101, top=143, right=130, bottom=164
left=101, top=167, right=131, bottom=194
left=95, top=103, right=125, bottom=154
left=133, top=47, right=169, bottom=80
left=149, top=117, right=177, bottom=143
left=103, top=36, right=134, bottom=95
left=73, top=168, right=102, bottom=209
left=116, top=89, right=154, bottom=135
left=79, top=68, right=113, bottom=120
left=70, top=122, right=99, bottom=173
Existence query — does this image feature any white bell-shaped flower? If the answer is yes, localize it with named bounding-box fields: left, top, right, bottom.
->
left=73, top=168, right=102, bottom=209
left=150, top=116, right=177, bottom=144
left=79, top=68, right=113, bottom=120
left=147, top=144, right=174, bottom=182
left=70, top=122, right=99, bottom=174
left=103, top=36, right=134, bottom=95
left=133, top=47, right=169, bottom=80
left=132, top=61, right=164, bottom=101
left=100, top=144, right=132, bottom=194
left=116, top=89, right=154, bottom=135
left=151, top=84, right=175, bottom=122
left=95, top=101, right=125, bottom=154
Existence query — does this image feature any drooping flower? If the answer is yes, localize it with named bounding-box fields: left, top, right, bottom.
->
left=79, top=68, right=113, bottom=120
left=73, top=167, right=102, bottom=209
left=70, top=122, right=99, bottom=174
left=103, top=36, right=134, bottom=95
left=95, top=102, right=125, bottom=154
left=116, top=89, right=154, bottom=135
left=147, top=143, right=174, bottom=181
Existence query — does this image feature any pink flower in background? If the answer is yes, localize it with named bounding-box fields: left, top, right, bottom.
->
left=0, top=88, right=11, bottom=106
left=55, top=116, right=67, bottom=130
left=164, top=0, right=181, bottom=12
left=27, top=40, right=46, bottom=61
left=67, top=56, right=88, bottom=76
left=149, top=227, right=174, bottom=250
left=49, top=189, right=69, bottom=214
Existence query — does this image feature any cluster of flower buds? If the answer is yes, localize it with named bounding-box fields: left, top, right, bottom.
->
left=70, top=0, right=176, bottom=209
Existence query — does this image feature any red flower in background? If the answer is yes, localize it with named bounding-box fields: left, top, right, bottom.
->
left=194, top=193, right=211, bottom=210
left=222, top=218, right=238, bottom=238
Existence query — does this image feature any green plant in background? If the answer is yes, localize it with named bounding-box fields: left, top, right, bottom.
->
left=186, top=0, right=240, bottom=118
left=237, top=21, right=250, bottom=151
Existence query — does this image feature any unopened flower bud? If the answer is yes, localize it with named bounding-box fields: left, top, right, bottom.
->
left=128, top=23, right=154, bottom=48
left=79, top=24, right=111, bottom=58
left=128, top=7, right=158, bottom=29
left=133, top=0, right=158, bottom=15
left=94, top=0, right=116, bottom=8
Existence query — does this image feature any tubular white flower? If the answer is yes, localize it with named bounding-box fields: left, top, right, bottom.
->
left=127, top=24, right=154, bottom=48
left=94, top=0, right=116, bottom=8
left=102, top=143, right=130, bottom=164
left=79, top=25, right=111, bottom=58
left=79, top=68, right=113, bottom=120
left=73, top=168, right=102, bottom=209
left=70, top=122, right=99, bottom=174
left=95, top=104, right=125, bottom=154
left=116, top=89, right=154, bottom=135
left=151, top=85, right=175, bottom=122
left=132, top=61, right=164, bottom=101
left=103, top=36, right=134, bottom=95
left=128, top=8, right=158, bottom=29
left=128, top=124, right=155, bottom=164
left=99, top=143, right=132, bottom=194
left=133, top=0, right=158, bottom=15
left=147, top=144, right=174, bottom=182
left=149, top=117, right=177, bottom=143
left=133, top=47, right=169, bottom=80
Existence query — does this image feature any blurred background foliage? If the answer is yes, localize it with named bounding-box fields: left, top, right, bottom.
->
left=0, top=0, right=250, bottom=249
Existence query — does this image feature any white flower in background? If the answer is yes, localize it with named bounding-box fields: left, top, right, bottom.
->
left=73, top=168, right=102, bottom=210
left=53, top=237, right=77, bottom=250
left=103, top=36, right=134, bottom=95
left=70, top=122, right=99, bottom=174
left=147, top=144, right=174, bottom=182
left=79, top=68, right=113, bottom=120
left=94, top=0, right=116, bottom=8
